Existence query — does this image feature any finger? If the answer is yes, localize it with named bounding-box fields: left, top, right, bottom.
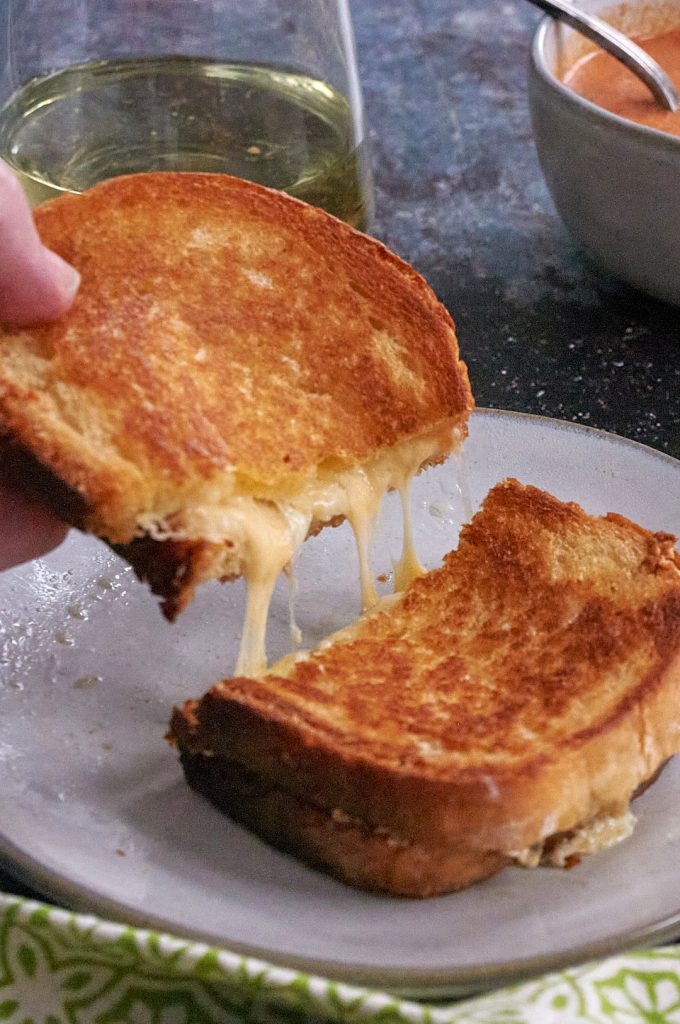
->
left=0, top=161, right=80, bottom=325
left=0, top=480, right=68, bottom=570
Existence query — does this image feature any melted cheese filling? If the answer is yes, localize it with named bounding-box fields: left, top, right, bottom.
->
left=176, top=425, right=463, bottom=676
left=393, top=478, right=426, bottom=591
left=511, top=810, right=636, bottom=869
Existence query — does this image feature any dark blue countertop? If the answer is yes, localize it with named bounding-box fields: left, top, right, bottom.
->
left=356, top=0, right=679, bottom=456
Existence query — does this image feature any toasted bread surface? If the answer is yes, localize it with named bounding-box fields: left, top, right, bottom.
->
left=0, top=173, right=471, bottom=619
left=170, top=479, right=680, bottom=894
left=0, top=172, right=471, bottom=537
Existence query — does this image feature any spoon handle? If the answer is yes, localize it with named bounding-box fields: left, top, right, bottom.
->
left=525, top=0, right=679, bottom=111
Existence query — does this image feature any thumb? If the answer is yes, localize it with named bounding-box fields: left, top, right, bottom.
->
left=0, top=161, right=80, bottom=326
left=0, top=477, right=68, bottom=570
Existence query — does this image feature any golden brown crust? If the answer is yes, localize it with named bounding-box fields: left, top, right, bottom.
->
left=0, top=172, right=472, bottom=532
left=0, top=435, right=89, bottom=528
left=169, top=480, right=680, bottom=892
left=0, top=172, right=472, bottom=615
left=179, top=750, right=509, bottom=897
left=0, top=434, right=233, bottom=618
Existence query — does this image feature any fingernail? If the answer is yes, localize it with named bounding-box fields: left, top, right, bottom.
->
left=43, top=247, right=81, bottom=303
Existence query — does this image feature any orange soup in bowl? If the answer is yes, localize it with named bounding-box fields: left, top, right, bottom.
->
left=564, top=28, right=680, bottom=135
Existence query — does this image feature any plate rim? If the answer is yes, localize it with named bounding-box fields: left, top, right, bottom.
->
left=474, top=406, right=679, bottom=472
left=4, top=830, right=680, bottom=997
left=2, top=407, right=680, bottom=996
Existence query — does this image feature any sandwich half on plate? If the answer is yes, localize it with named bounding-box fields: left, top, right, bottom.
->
left=0, top=172, right=473, bottom=673
left=169, top=479, right=680, bottom=896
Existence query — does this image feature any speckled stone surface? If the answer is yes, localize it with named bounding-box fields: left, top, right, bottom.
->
left=353, top=0, right=680, bottom=457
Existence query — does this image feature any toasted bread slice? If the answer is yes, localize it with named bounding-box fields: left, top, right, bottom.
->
left=169, top=479, right=680, bottom=897
left=0, top=172, right=472, bottom=669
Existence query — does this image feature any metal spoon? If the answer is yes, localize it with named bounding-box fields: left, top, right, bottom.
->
left=525, top=0, right=679, bottom=111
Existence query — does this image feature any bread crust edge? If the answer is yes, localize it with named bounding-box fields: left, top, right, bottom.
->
left=169, top=644, right=680, bottom=874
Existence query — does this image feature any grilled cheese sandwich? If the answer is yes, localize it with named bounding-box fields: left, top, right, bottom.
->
left=0, top=172, right=473, bottom=673
left=169, top=480, right=680, bottom=896
left=146, top=421, right=459, bottom=674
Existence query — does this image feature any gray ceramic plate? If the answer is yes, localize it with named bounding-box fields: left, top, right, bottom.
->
left=1, top=409, right=680, bottom=998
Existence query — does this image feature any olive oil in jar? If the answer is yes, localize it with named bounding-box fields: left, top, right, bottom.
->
left=0, top=56, right=372, bottom=227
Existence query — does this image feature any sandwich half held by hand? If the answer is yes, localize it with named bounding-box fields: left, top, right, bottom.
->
left=0, top=172, right=472, bottom=674
left=169, top=480, right=680, bottom=897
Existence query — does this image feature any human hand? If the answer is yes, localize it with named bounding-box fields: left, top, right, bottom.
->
left=1, top=160, right=79, bottom=568
left=0, top=476, right=69, bottom=571
left=0, top=160, right=80, bottom=323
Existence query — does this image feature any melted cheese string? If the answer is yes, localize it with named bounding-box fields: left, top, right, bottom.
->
left=347, top=513, right=379, bottom=611
left=393, top=477, right=425, bottom=592
left=178, top=424, right=464, bottom=677
left=342, top=467, right=382, bottom=611
left=284, top=563, right=303, bottom=648
left=236, top=571, right=280, bottom=678
left=233, top=502, right=310, bottom=677
left=237, top=430, right=459, bottom=672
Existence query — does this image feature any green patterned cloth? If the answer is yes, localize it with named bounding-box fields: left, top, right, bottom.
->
left=0, top=894, right=678, bottom=1023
